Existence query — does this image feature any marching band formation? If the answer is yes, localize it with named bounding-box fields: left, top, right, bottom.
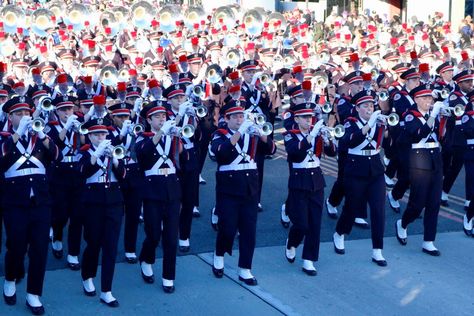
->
left=0, top=1, right=471, bottom=315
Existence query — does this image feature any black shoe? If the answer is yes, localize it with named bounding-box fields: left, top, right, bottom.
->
left=125, top=256, right=138, bottom=264
left=257, top=205, right=263, bottom=213
left=179, top=245, right=190, bottom=253
left=281, top=218, right=290, bottom=228
left=372, top=258, right=388, bottom=267
left=162, top=285, right=175, bottom=293
left=422, top=248, right=441, bottom=256
left=100, top=298, right=119, bottom=307
left=265, top=155, right=273, bottom=160
left=302, top=268, right=317, bottom=276
left=238, top=276, right=258, bottom=286
left=325, top=200, right=338, bottom=219
left=141, top=271, right=154, bottom=284
left=52, top=249, right=63, bottom=259
left=192, top=211, right=201, bottom=218
left=83, top=287, right=96, bottom=297
left=67, top=262, right=80, bottom=271
left=212, top=266, right=224, bottom=278
left=26, top=301, right=45, bottom=315
left=3, top=292, right=16, bottom=305
left=440, top=199, right=449, bottom=207
left=395, top=222, right=407, bottom=246
left=333, top=243, right=345, bottom=255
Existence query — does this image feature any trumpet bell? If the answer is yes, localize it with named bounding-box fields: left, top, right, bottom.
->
left=32, top=118, right=45, bottom=133
left=100, top=65, right=118, bottom=87
left=206, top=64, right=223, bottom=84
left=243, top=9, right=264, bottom=36
left=118, top=67, right=130, bottom=82
left=333, top=124, right=345, bottom=138
left=387, top=113, right=400, bottom=126
left=378, top=91, right=389, bottom=102
left=181, top=124, right=195, bottom=138
left=192, top=85, right=205, bottom=99
left=79, top=123, right=89, bottom=135
left=39, top=96, right=53, bottom=111
left=439, top=88, right=450, bottom=99
left=112, top=145, right=126, bottom=159
left=370, top=68, right=379, bottom=80
left=132, top=124, right=145, bottom=136
left=212, top=6, right=235, bottom=30
left=1, top=5, right=26, bottom=34
left=131, top=0, right=157, bottom=29
left=261, top=122, right=273, bottom=136
left=319, top=51, right=330, bottom=64
left=322, top=102, right=333, bottom=114
left=184, top=6, right=205, bottom=30
left=31, top=8, right=54, bottom=37
left=158, top=5, right=181, bottom=33
left=196, top=105, right=208, bottom=118
left=453, top=104, right=465, bottom=117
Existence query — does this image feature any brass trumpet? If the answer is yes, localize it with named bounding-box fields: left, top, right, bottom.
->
left=246, top=112, right=267, bottom=125
left=247, top=122, right=273, bottom=136
left=30, top=118, right=46, bottom=133
left=196, top=105, right=208, bottom=118
left=167, top=124, right=195, bottom=138
left=39, top=96, right=54, bottom=112
left=321, top=102, right=333, bottom=114
left=378, top=91, right=389, bottom=102
left=105, top=145, right=126, bottom=159
left=379, top=113, right=400, bottom=126
left=442, top=104, right=465, bottom=117
left=192, top=85, right=205, bottom=99
left=128, top=123, right=144, bottom=136
left=321, top=124, right=345, bottom=139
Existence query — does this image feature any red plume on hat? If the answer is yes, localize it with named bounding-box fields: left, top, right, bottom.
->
left=32, top=67, right=40, bottom=75
left=362, top=73, right=372, bottom=82
left=57, top=74, right=67, bottom=84
left=302, top=80, right=312, bottom=90
left=228, top=71, right=239, bottom=80
left=292, top=65, right=302, bottom=74
left=350, top=53, right=360, bottom=71
left=398, top=45, right=406, bottom=54
left=410, top=51, right=418, bottom=59
left=129, top=69, right=138, bottom=76
left=442, top=46, right=449, bottom=54
left=179, top=55, right=187, bottom=63
left=229, top=85, right=240, bottom=93
left=93, top=95, right=106, bottom=105
left=148, top=79, right=159, bottom=89
left=191, top=37, right=199, bottom=46
left=168, top=63, right=179, bottom=73
left=83, top=76, right=92, bottom=84
left=117, top=82, right=126, bottom=91
left=461, top=51, right=469, bottom=61
left=418, top=63, right=429, bottom=73
left=13, top=82, right=25, bottom=89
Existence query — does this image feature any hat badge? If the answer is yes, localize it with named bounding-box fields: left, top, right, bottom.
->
left=120, top=103, right=126, bottom=109
left=97, top=118, right=103, bottom=125
left=236, top=100, right=240, bottom=106
left=175, top=84, right=180, bottom=90
left=19, top=96, right=25, bottom=102
left=306, top=103, right=311, bottom=109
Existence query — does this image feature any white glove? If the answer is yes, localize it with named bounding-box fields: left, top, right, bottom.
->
left=368, top=110, right=381, bottom=128
left=431, top=101, right=444, bottom=118
left=65, top=114, right=78, bottom=130
left=133, top=98, right=143, bottom=113
left=161, top=120, right=176, bottom=134
left=185, top=84, right=194, bottom=97
left=178, top=101, right=192, bottom=117
left=251, top=72, right=263, bottom=86
left=310, top=119, right=325, bottom=137
left=16, top=116, right=32, bottom=136
left=238, top=120, right=254, bottom=134
left=93, top=139, right=111, bottom=158
left=120, top=120, right=132, bottom=137
left=141, top=87, right=149, bottom=99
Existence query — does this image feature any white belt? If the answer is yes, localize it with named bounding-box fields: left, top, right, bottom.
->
left=348, top=148, right=380, bottom=156
left=467, top=139, right=474, bottom=145
left=183, top=143, right=194, bottom=150
left=61, top=156, right=79, bottom=163
left=412, top=142, right=439, bottom=149
left=144, top=167, right=176, bottom=176
left=219, top=162, right=257, bottom=172
left=86, top=175, right=117, bottom=184
left=292, top=161, right=320, bottom=169
left=456, top=120, right=462, bottom=126
left=4, top=168, right=45, bottom=178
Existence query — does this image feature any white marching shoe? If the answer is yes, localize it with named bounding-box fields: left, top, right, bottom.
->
left=371, top=249, right=387, bottom=266
left=333, top=232, right=345, bottom=254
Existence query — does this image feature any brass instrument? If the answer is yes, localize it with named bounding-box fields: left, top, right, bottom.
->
left=30, top=118, right=46, bottom=133
left=100, top=65, right=118, bottom=87
left=31, top=8, right=55, bottom=37
left=442, top=104, right=465, bottom=117
left=196, top=105, right=208, bottom=118
left=192, top=85, right=205, bottom=99
left=129, top=123, right=144, bottom=136
left=131, top=0, right=157, bottom=29
left=312, top=71, right=329, bottom=90
left=79, top=123, right=89, bottom=135
left=184, top=6, right=205, bottom=30
left=100, top=10, right=120, bottom=38
left=379, top=113, right=400, bottom=126
left=319, top=51, right=330, bottom=64
left=105, top=145, right=126, bottom=159
left=266, top=12, right=286, bottom=33
left=321, top=124, right=345, bottom=139
left=242, top=9, right=264, bottom=36
left=38, top=96, right=54, bottom=112
left=64, top=3, right=90, bottom=32
left=168, top=124, right=195, bottom=138
left=1, top=5, right=26, bottom=34
left=212, top=6, right=235, bottom=30
left=111, top=6, right=130, bottom=30
left=226, top=49, right=241, bottom=68
left=157, top=5, right=181, bottom=33
left=321, top=102, right=333, bottom=114
left=205, top=64, right=223, bottom=84
left=378, top=91, right=389, bottom=102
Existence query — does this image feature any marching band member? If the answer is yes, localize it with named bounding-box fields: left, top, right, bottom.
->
left=440, top=70, right=472, bottom=206
left=78, top=118, right=126, bottom=307
left=210, top=100, right=275, bottom=285
left=461, top=90, right=474, bottom=235
left=108, top=101, right=143, bottom=264
left=47, top=97, right=83, bottom=270
left=163, top=84, right=200, bottom=252
left=395, top=84, right=445, bottom=256
left=136, top=102, right=182, bottom=293
left=283, top=102, right=336, bottom=275
left=332, top=91, right=387, bottom=266
left=1, top=96, right=61, bottom=315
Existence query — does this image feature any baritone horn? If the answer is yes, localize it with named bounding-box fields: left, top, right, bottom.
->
left=312, top=71, right=329, bottom=89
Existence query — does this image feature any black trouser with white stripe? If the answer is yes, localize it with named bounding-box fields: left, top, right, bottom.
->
left=286, top=188, right=323, bottom=261
left=4, top=200, right=50, bottom=295
left=139, top=199, right=180, bottom=280
left=336, top=174, right=386, bottom=249
left=81, top=203, right=123, bottom=292
left=215, top=193, right=258, bottom=269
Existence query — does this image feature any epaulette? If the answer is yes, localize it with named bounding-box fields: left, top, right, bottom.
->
left=216, top=128, right=228, bottom=135
left=409, top=110, right=422, bottom=117
left=454, top=91, right=463, bottom=97
left=80, top=144, right=91, bottom=152
left=142, top=132, right=155, bottom=137
left=400, top=90, right=408, bottom=96
left=48, top=121, right=60, bottom=126
left=344, top=117, right=358, bottom=123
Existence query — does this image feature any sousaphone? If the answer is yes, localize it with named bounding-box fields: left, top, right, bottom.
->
left=242, top=9, right=264, bottom=37
left=131, top=1, right=157, bottom=29
left=184, top=6, right=205, bottom=30
left=1, top=5, right=26, bottom=34
left=31, top=8, right=55, bottom=37
left=158, top=5, right=181, bottom=33
left=212, top=6, right=235, bottom=30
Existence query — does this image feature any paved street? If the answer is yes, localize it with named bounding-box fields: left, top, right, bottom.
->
left=0, top=122, right=470, bottom=315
